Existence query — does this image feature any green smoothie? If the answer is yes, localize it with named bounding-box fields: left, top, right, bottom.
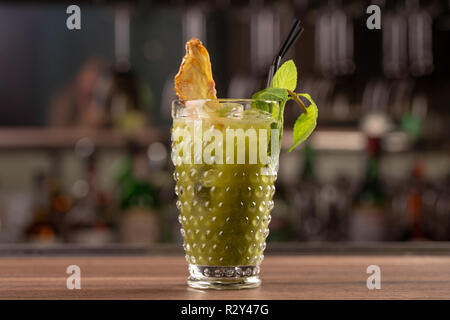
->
left=172, top=103, right=279, bottom=267
left=172, top=35, right=318, bottom=289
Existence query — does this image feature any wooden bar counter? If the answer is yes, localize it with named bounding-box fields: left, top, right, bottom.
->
left=0, top=244, right=449, bottom=300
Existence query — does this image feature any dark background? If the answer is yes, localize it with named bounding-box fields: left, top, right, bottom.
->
left=0, top=0, right=449, bottom=246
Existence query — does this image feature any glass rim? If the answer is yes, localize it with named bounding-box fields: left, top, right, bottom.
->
left=172, top=98, right=279, bottom=104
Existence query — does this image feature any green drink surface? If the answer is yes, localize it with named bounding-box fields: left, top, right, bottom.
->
left=172, top=111, right=278, bottom=266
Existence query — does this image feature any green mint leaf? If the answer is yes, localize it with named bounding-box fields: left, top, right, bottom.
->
left=250, top=60, right=318, bottom=153
left=252, top=87, right=288, bottom=103
left=287, top=93, right=318, bottom=152
left=251, top=87, right=288, bottom=117
left=271, top=60, right=297, bottom=91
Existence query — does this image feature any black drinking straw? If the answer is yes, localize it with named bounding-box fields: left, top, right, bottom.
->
left=266, top=19, right=304, bottom=87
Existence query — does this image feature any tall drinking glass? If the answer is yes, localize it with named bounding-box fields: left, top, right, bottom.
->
left=171, top=99, right=280, bottom=289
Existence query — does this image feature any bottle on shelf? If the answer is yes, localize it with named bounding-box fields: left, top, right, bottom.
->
left=47, top=153, right=72, bottom=240
left=389, top=159, right=439, bottom=241
left=292, top=144, right=323, bottom=241
left=403, top=160, right=429, bottom=240
left=146, top=142, right=177, bottom=243
left=64, top=141, right=113, bottom=244
left=326, top=174, right=352, bottom=241
left=25, top=171, right=57, bottom=243
left=116, top=142, right=160, bottom=244
left=349, top=137, right=387, bottom=241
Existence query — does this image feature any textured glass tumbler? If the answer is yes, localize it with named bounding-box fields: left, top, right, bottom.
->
left=171, top=99, right=280, bottom=289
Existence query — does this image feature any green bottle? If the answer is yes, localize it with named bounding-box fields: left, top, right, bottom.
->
left=117, top=143, right=160, bottom=244
left=350, top=137, right=386, bottom=241
left=301, top=144, right=316, bottom=182
left=294, top=144, right=322, bottom=241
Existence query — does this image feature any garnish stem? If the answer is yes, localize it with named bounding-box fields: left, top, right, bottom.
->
left=287, top=90, right=307, bottom=114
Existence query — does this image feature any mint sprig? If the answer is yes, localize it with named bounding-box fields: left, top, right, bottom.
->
left=251, top=87, right=287, bottom=119
left=271, top=60, right=297, bottom=91
left=287, top=93, right=318, bottom=152
left=251, top=59, right=318, bottom=152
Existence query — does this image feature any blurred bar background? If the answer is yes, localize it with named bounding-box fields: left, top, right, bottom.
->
left=0, top=0, right=449, bottom=247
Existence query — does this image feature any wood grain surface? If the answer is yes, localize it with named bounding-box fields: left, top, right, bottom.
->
left=0, top=255, right=449, bottom=299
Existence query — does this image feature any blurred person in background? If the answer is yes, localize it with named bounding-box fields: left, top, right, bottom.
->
left=48, top=57, right=108, bottom=128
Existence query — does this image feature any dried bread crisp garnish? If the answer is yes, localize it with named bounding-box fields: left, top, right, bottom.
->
left=174, top=38, right=217, bottom=100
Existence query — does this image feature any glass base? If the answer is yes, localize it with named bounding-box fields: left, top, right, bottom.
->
left=187, top=265, right=261, bottom=290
